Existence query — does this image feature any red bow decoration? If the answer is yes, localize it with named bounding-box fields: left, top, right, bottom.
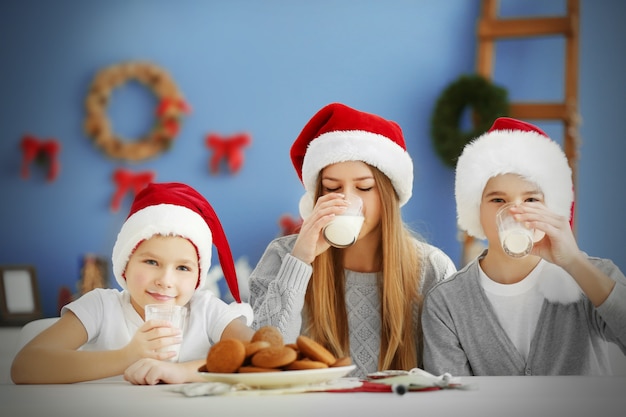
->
left=111, top=168, right=155, bottom=212
left=278, top=214, right=303, bottom=236
left=205, top=132, right=252, bottom=174
left=156, top=98, right=191, bottom=137
left=20, top=135, right=61, bottom=181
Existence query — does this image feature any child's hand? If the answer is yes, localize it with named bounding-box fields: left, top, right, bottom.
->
left=123, top=358, right=189, bottom=385
left=126, top=319, right=182, bottom=362
left=511, top=204, right=581, bottom=267
left=291, top=193, right=348, bottom=264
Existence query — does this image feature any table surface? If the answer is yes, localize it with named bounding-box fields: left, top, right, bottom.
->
left=1, top=375, right=625, bottom=417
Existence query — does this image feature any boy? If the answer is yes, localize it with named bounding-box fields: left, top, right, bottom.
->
left=422, top=117, right=626, bottom=375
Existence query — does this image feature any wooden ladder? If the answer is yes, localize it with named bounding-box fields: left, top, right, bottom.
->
left=462, top=0, right=580, bottom=265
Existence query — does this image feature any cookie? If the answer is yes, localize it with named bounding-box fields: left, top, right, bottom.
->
left=205, top=339, right=246, bottom=373
left=238, top=365, right=282, bottom=373
left=296, top=335, right=336, bottom=365
left=251, top=346, right=297, bottom=369
left=244, top=340, right=271, bottom=358
left=331, top=356, right=353, bottom=367
left=285, top=359, right=329, bottom=370
left=251, top=326, right=284, bottom=347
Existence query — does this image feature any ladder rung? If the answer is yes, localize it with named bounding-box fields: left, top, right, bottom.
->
left=478, top=16, right=574, bottom=39
left=509, top=103, right=569, bottom=120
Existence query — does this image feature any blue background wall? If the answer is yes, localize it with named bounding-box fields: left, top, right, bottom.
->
left=1, top=0, right=625, bottom=318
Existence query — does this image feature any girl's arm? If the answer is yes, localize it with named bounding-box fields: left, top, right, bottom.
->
left=248, top=238, right=312, bottom=342
left=124, top=317, right=254, bottom=385
left=11, top=310, right=181, bottom=384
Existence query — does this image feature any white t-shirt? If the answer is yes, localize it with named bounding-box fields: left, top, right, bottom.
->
left=62, top=288, right=253, bottom=362
left=479, top=261, right=545, bottom=360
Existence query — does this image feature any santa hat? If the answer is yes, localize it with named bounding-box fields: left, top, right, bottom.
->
left=290, top=102, right=413, bottom=217
left=111, top=182, right=241, bottom=302
left=455, top=117, right=574, bottom=240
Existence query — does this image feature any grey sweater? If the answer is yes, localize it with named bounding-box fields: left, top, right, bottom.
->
left=248, top=234, right=456, bottom=378
left=422, top=252, right=626, bottom=376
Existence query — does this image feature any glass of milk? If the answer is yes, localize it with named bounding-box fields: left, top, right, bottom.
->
left=496, top=203, right=545, bottom=258
left=323, top=194, right=364, bottom=248
left=144, top=304, right=188, bottom=362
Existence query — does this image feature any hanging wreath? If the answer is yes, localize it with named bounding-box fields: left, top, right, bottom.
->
left=83, top=61, right=191, bottom=162
left=430, top=74, right=509, bottom=168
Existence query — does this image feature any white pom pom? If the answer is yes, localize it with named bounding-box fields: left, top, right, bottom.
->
left=298, top=192, right=315, bottom=219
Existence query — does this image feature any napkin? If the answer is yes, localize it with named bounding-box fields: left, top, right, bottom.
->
left=171, top=378, right=363, bottom=397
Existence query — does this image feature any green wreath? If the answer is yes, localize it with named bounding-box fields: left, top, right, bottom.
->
left=430, top=74, right=509, bottom=168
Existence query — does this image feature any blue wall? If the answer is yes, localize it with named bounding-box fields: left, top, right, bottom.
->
left=1, top=0, right=625, bottom=317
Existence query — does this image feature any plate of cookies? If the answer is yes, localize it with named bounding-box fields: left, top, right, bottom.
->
left=198, top=326, right=356, bottom=389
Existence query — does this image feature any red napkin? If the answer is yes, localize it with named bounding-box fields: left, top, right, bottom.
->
left=326, top=380, right=441, bottom=393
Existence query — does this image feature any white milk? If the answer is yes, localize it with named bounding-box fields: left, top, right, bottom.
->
left=323, top=215, right=365, bottom=248
left=144, top=304, right=187, bottom=362
left=500, top=230, right=533, bottom=257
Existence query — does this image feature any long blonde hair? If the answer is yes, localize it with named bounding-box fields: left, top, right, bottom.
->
left=303, top=165, right=423, bottom=371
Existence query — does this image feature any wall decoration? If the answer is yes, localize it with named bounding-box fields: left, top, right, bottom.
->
left=205, top=256, right=252, bottom=303
left=110, top=167, right=155, bottom=212
left=77, top=254, right=108, bottom=295
left=20, top=135, right=61, bottom=182
left=0, top=265, right=43, bottom=326
left=57, top=254, right=109, bottom=313
left=205, top=132, right=252, bottom=174
left=430, top=74, right=509, bottom=168
left=278, top=214, right=302, bottom=236
left=84, top=61, right=191, bottom=162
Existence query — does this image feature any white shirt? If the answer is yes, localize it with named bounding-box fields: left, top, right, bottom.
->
left=479, top=261, right=545, bottom=360
left=62, top=288, right=252, bottom=362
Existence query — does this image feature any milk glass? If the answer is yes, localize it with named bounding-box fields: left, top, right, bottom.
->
left=323, top=194, right=364, bottom=248
left=496, top=203, right=545, bottom=258
left=144, top=304, right=187, bottom=362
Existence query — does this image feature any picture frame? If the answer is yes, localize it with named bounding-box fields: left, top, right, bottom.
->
left=0, top=265, right=43, bottom=326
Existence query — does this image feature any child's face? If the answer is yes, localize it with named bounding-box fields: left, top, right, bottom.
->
left=124, top=235, right=199, bottom=319
left=321, top=160, right=382, bottom=242
left=479, top=173, right=544, bottom=246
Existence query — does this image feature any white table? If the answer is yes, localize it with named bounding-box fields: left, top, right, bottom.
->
left=1, top=376, right=625, bottom=417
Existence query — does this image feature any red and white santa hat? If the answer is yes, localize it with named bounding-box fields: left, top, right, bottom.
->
left=290, top=102, right=413, bottom=217
left=111, top=182, right=241, bottom=303
left=455, top=117, right=574, bottom=240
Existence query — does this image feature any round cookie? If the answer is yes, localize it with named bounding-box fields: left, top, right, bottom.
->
left=238, top=365, right=282, bottom=373
left=206, top=339, right=246, bottom=373
left=296, top=335, right=336, bottom=365
left=285, top=359, right=329, bottom=370
left=251, top=326, right=284, bottom=347
left=251, top=346, right=297, bottom=369
left=331, top=356, right=353, bottom=367
left=244, top=340, right=271, bottom=358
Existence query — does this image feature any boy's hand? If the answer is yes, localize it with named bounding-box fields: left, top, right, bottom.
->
left=511, top=204, right=580, bottom=267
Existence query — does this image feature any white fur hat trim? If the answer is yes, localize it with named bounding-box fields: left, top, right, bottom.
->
left=299, top=130, right=413, bottom=218
left=111, top=204, right=213, bottom=290
left=455, top=129, right=573, bottom=240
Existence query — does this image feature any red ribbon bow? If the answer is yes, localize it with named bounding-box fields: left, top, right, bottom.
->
left=156, top=98, right=191, bottom=137
left=20, top=135, right=61, bottom=181
left=278, top=214, right=303, bottom=236
left=111, top=168, right=155, bottom=212
left=205, top=132, right=252, bottom=174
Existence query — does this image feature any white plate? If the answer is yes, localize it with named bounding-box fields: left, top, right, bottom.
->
left=198, top=365, right=356, bottom=388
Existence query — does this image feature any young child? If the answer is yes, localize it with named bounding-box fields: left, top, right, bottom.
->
left=249, top=102, right=456, bottom=378
left=11, top=182, right=254, bottom=384
left=422, top=117, right=626, bottom=375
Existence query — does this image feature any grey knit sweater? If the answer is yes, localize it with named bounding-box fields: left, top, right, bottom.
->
left=422, top=252, right=626, bottom=376
left=248, top=234, right=456, bottom=378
